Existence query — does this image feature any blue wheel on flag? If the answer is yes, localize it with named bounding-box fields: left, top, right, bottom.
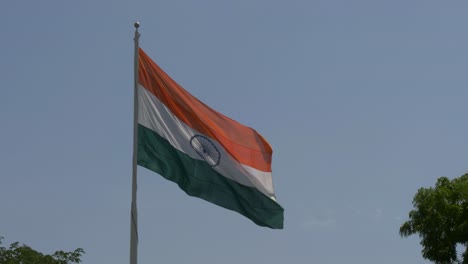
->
left=190, top=135, right=221, bottom=167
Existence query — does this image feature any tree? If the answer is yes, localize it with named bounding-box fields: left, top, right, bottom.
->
left=400, top=174, right=468, bottom=264
left=0, top=235, right=84, bottom=264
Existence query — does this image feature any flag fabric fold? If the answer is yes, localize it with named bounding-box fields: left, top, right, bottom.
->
left=136, top=48, right=284, bottom=229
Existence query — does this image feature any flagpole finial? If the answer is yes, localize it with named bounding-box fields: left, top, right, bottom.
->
left=134, top=22, right=140, bottom=29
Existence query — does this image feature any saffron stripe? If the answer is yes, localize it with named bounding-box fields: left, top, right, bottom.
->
left=138, top=48, right=272, bottom=172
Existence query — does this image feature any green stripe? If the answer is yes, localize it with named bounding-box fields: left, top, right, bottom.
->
left=137, top=124, right=284, bottom=229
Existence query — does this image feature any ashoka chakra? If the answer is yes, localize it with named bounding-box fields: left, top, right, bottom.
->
left=190, top=135, right=221, bottom=167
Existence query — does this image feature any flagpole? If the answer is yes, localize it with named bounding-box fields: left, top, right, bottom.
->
left=130, top=22, right=140, bottom=264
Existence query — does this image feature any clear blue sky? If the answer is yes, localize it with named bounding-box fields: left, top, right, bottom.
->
left=1, top=1, right=467, bottom=263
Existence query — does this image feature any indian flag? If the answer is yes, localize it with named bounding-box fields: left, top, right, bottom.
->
left=136, top=48, right=284, bottom=229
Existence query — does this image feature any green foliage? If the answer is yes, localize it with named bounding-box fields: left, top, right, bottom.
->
left=0, top=236, right=84, bottom=264
left=400, top=174, right=468, bottom=264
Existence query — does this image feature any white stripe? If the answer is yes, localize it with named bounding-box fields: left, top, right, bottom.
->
left=137, top=85, right=275, bottom=198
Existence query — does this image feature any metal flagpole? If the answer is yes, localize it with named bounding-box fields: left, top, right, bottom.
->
left=130, top=22, right=140, bottom=264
